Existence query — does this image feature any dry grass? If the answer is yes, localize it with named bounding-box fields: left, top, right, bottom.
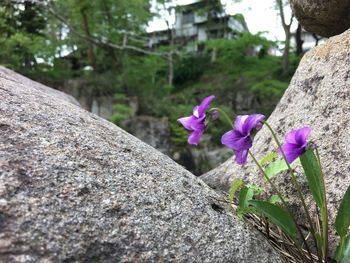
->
left=242, top=211, right=320, bottom=263
left=213, top=195, right=321, bottom=263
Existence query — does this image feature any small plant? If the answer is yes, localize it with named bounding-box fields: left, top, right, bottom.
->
left=178, top=95, right=350, bottom=263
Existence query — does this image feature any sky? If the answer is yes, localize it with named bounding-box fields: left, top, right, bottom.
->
left=148, top=0, right=296, bottom=41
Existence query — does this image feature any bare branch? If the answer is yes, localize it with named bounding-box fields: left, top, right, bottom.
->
left=276, top=0, right=287, bottom=29
left=288, top=13, right=294, bottom=27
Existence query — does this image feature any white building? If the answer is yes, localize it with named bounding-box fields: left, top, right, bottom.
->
left=148, top=1, right=248, bottom=52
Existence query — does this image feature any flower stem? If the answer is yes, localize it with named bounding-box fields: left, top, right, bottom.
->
left=315, top=147, right=329, bottom=263
left=248, top=151, right=313, bottom=262
left=209, top=107, right=234, bottom=128
left=262, top=121, right=321, bottom=262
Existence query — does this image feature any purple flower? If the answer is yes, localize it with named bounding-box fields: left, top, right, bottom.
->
left=221, top=114, right=265, bottom=165
left=279, top=127, right=311, bottom=164
left=211, top=110, right=220, bottom=121
left=178, top=95, right=215, bottom=145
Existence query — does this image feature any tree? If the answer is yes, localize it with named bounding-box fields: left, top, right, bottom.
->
left=295, top=23, right=304, bottom=56
left=275, top=0, right=294, bottom=76
left=0, top=1, right=47, bottom=72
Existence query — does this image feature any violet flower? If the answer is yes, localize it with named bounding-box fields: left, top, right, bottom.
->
left=221, top=114, right=265, bottom=165
left=211, top=110, right=220, bottom=121
left=178, top=95, right=215, bottom=145
left=279, top=126, right=311, bottom=164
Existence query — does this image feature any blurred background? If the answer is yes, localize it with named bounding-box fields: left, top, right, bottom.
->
left=0, top=0, right=325, bottom=175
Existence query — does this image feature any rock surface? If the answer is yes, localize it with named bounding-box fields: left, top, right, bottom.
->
left=201, top=28, right=350, bottom=254
left=0, top=67, right=283, bottom=262
left=290, top=0, right=350, bottom=37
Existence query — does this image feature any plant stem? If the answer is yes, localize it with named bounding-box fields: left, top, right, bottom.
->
left=209, top=107, right=234, bottom=128
left=315, top=148, right=329, bottom=263
left=248, top=151, right=313, bottom=262
left=262, top=121, right=320, bottom=262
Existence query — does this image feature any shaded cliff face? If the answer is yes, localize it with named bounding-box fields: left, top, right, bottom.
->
left=0, top=66, right=283, bottom=262
left=201, top=28, right=350, bottom=254
left=124, top=116, right=171, bottom=155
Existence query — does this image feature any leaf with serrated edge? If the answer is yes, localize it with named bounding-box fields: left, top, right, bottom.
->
left=229, top=179, right=244, bottom=205
left=260, top=152, right=279, bottom=166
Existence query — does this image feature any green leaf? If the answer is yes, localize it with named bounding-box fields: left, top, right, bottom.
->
left=335, top=235, right=350, bottom=263
left=299, top=149, right=325, bottom=209
left=239, top=186, right=255, bottom=209
left=236, top=186, right=256, bottom=219
left=315, top=233, right=323, bottom=256
left=260, top=152, right=279, bottom=166
left=228, top=179, right=244, bottom=205
left=249, top=200, right=298, bottom=239
left=246, top=184, right=264, bottom=194
left=335, top=185, right=350, bottom=237
left=264, top=159, right=289, bottom=180
left=269, top=194, right=284, bottom=204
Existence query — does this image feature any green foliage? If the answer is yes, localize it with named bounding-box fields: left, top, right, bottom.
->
left=260, top=152, right=279, bottom=166
left=300, top=149, right=326, bottom=210
left=229, top=179, right=244, bottom=205
left=237, top=186, right=255, bottom=218
left=110, top=103, right=132, bottom=126
left=335, top=235, right=350, bottom=263
left=205, top=32, right=275, bottom=75
left=170, top=121, right=188, bottom=147
left=250, top=79, right=288, bottom=99
left=173, top=54, right=210, bottom=86
left=249, top=200, right=298, bottom=239
left=264, top=158, right=289, bottom=180
left=269, top=195, right=285, bottom=204
left=0, top=2, right=46, bottom=72
left=335, top=185, right=350, bottom=237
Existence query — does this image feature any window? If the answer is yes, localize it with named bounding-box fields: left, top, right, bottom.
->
left=182, top=12, right=194, bottom=25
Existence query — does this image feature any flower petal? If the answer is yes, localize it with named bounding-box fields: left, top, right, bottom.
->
left=242, top=114, right=266, bottom=134
left=197, top=95, right=215, bottom=117
left=178, top=115, right=205, bottom=131
left=221, top=130, right=252, bottom=151
left=285, top=126, right=311, bottom=145
left=193, top=106, right=200, bottom=118
left=211, top=110, right=220, bottom=120
left=178, top=115, right=197, bottom=131
left=285, top=129, right=298, bottom=144
left=234, top=115, right=249, bottom=133
left=280, top=143, right=305, bottom=164
left=295, top=126, right=311, bottom=146
left=235, top=149, right=249, bottom=165
left=188, top=129, right=204, bottom=145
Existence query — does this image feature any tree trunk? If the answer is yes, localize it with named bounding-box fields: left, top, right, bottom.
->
left=167, top=26, right=175, bottom=86
left=312, top=34, right=321, bottom=46
left=168, top=51, right=174, bottom=86
left=211, top=47, right=217, bottom=62
left=101, top=0, right=120, bottom=71
left=282, top=30, right=290, bottom=76
left=80, top=7, right=97, bottom=71
left=295, top=23, right=304, bottom=55
left=275, top=0, right=293, bottom=76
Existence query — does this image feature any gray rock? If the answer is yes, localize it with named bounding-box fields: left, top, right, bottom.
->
left=0, top=66, right=79, bottom=106
left=201, top=28, right=350, bottom=254
left=290, top=0, right=350, bottom=37
left=0, top=68, right=283, bottom=262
